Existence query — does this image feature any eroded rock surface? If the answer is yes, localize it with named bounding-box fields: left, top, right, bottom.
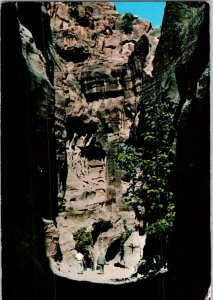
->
left=2, top=1, right=210, bottom=298
left=135, top=2, right=210, bottom=299
left=41, top=2, right=160, bottom=281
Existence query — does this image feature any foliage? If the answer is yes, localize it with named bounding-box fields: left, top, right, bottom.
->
left=68, top=81, right=77, bottom=91
left=118, top=98, right=175, bottom=237
left=118, top=12, right=135, bottom=34
left=73, top=227, right=93, bottom=252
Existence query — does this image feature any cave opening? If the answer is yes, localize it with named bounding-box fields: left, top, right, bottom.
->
left=66, top=116, right=98, bottom=140
left=92, top=221, right=113, bottom=244
left=80, top=146, right=106, bottom=161
left=105, top=238, right=121, bottom=262
left=84, top=89, right=124, bottom=102
left=57, top=45, right=91, bottom=63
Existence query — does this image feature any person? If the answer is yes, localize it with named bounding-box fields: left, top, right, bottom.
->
left=83, top=250, right=94, bottom=271
left=76, top=251, right=84, bottom=274
left=83, top=251, right=89, bottom=271
left=89, top=252, right=95, bottom=271
left=97, top=253, right=106, bottom=274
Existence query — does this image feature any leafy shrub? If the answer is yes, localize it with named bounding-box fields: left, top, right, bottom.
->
left=117, top=97, right=176, bottom=238
left=73, top=227, right=93, bottom=252
left=118, top=12, right=135, bottom=34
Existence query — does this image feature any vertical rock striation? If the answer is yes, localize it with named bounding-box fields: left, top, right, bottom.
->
left=2, top=1, right=159, bottom=285
left=2, top=3, right=58, bottom=299
left=42, top=2, right=156, bottom=278
left=2, top=1, right=210, bottom=298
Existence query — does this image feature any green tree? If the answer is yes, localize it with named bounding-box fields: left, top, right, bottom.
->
left=118, top=97, right=176, bottom=238
left=73, top=227, right=93, bottom=252
left=119, top=12, right=135, bottom=34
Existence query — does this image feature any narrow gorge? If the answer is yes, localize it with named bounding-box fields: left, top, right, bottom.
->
left=2, top=2, right=210, bottom=300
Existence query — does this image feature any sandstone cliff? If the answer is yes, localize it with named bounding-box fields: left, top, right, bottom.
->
left=41, top=2, right=159, bottom=281
left=2, top=1, right=160, bottom=284
left=135, top=2, right=210, bottom=300
left=2, top=1, right=210, bottom=299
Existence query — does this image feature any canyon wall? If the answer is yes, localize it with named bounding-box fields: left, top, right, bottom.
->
left=135, top=2, right=210, bottom=300
left=2, top=1, right=159, bottom=287
left=2, top=3, right=58, bottom=299
left=42, top=2, right=158, bottom=278
left=2, top=2, right=210, bottom=300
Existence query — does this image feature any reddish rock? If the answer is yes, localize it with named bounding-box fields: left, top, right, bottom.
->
left=44, top=1, right=157, bottom=281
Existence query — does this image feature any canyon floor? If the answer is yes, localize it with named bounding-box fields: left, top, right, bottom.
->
left=51, top=260, right=143, bottom=285
left=49, top=230, right=167, bottom=285
left=50, top=259, right=168, bottom=285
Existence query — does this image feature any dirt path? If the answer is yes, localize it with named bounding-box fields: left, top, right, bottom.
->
left=51, top=261, right=140, bottom=285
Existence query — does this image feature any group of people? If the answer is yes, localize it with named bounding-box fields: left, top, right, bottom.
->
left=76, top=251, right=106, bottom=275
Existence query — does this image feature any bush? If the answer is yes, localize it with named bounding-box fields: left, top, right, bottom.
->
left=118, top=12, right=135, bottom=34
left=117, top=97, right=176, bottom=238
left=73, top=227, right=93, bottom=252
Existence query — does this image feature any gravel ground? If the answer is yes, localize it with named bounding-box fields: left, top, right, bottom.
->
left=51, top=260, right=140, bottom=285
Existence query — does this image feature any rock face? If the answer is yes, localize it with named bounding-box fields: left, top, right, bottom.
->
left=2, top=1, right=210, bottom=299
left=135, top=2, right=210, bottom=300
left=2, top=3, right=59, bottom=299
left=42, top=2, right=159, bottom=279
left=2, top=1, right=160, bottom=291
